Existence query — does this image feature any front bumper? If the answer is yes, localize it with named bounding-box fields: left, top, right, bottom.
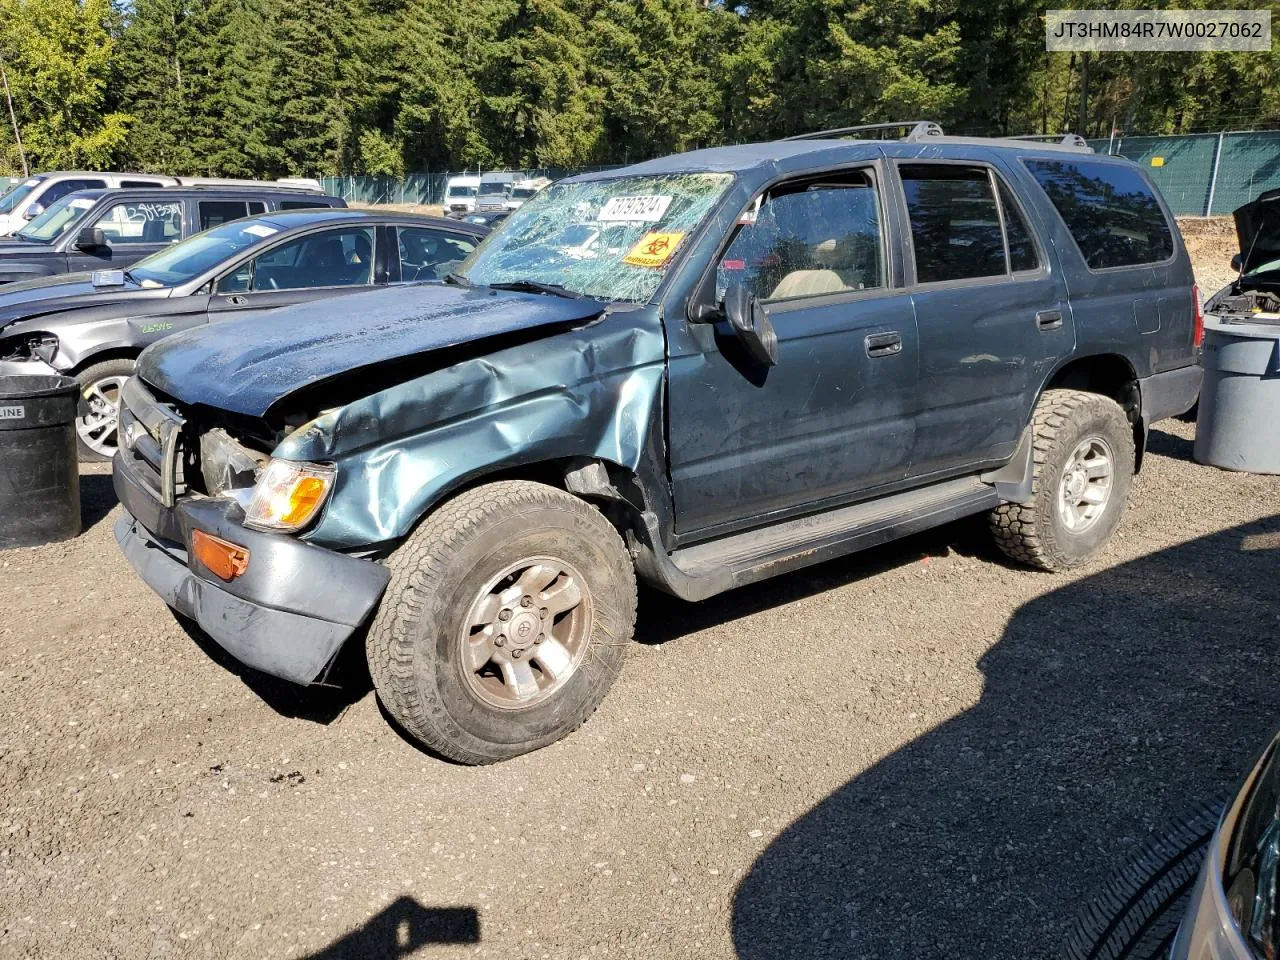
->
left=1171, top=823, right=1251, bottom=960
left=113, top=453, right=390, bottom=685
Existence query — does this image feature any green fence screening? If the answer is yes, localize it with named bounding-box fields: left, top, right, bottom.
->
left=1086, top=131, right=1280, bottom=217
left=319, top=166, right=620, bottom=208
left=326, top=137, right=1280, bottom=218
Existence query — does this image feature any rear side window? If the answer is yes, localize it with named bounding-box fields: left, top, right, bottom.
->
left=246, top=200, right=266, bottom=215
left=199, top=200, right=251, bottom=229
left=397, top=226, right=477, bottom=282
left=280, top=199, right=325, bottom=210
left=998, top=180, right=1040, bottom=272
left=900, top=165, right=1006, bottom=283
left=1024, top=159, right=1173, bottom=270
left=120, top=179, right=167, bottom=188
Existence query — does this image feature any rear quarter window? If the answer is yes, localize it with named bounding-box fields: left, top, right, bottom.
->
left=1024, top=158, right=1173, bottom=270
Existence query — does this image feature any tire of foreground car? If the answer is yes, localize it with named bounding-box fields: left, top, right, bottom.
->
left=74, top=357, right=136, bottom=462
left=365, top=480, right=636, bottom=764
left=990, top=389, right=1135, bottom=571
left=1063, top=800, right=1224, bottom=960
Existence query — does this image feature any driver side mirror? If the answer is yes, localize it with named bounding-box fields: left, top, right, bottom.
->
left=75, top=227, right=107, bottom=251
left=722, top=282, right=779, bottom=366
left=1232, top=252, right=1243, bottom=272
left=22, top=203, right=44, bottom=221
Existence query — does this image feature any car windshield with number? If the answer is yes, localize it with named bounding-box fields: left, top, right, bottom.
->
left=126, top=219, right=280, bottom=287
left=458, top=173, right=734, bottom=302
left=14, top=194, right=97, bottom=243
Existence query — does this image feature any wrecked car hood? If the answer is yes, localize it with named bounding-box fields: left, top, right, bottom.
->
left=1234, top=189, right=1280, bottom=275
left=139, top=282, right=608, bottom=418
left=0, top=272, right=153, bottom=328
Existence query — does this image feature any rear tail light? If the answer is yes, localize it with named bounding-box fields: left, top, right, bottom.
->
left=1192, top=283, right=1204, bottom=347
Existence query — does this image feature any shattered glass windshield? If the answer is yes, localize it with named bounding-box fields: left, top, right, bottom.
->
left=459, top=173, right=734, bottom=302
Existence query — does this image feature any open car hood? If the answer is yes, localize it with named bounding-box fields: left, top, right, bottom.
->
left=1234, top=189, right=1280, bottom=275
left=139, top=282, right=607, bottom=418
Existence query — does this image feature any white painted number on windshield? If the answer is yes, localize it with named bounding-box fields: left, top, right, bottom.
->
left=598, top=195, right=673, bottom=223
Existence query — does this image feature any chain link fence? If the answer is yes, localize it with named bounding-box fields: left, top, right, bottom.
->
left=319, top=167, right=621, bottom=207
left=323, top=136, right=1280, bottom=218
left=1088, top=131, right=1280, bottom=216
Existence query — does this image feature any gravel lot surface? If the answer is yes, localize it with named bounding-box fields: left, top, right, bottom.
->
left=2, top=417, right=1277, bottom=960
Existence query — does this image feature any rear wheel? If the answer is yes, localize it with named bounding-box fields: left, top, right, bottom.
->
left=990, top=389, right=1134, bottom=571
left=74, top=357, right=135, bottom=462
left=366, top=480, right=636, bottom=764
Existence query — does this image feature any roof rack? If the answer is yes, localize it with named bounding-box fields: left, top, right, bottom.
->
left=783, top=121, right=944, bottom=143
left=1006, top=134, right=1091, bottom=148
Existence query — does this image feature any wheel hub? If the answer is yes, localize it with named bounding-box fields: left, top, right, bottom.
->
left=505, top=610, right=541, bottom=648
left=459, top=557, right=591, bottom=710
left=1057, top=435, right=1115, bottom=533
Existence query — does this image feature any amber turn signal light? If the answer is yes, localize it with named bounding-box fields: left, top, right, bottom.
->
left=191, top=530, right=250, bottom=581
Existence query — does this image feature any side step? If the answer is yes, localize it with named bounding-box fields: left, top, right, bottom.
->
left=653, top=476, right=1000, bottom=601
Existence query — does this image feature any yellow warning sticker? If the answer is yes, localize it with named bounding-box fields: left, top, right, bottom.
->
left=622, top=231, right=685, bottom=268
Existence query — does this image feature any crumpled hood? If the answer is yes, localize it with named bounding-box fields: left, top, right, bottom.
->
left=139, top=282, right=607, bottom=418
left=0, top=272, right=147, bottom=329
left=1235, top=189, right=1280, bottom=275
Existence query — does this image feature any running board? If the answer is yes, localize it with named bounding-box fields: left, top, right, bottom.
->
left=642, top=476, right=1000, bottom=602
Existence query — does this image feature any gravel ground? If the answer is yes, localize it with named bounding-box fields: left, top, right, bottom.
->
left=1, top=417, right=1277, bottom=960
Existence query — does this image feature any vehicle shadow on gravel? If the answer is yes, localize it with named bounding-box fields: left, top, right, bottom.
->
left=1146, top=425, right=1196, bottom=462
left=297, top=897, right=480, bottom=958
left=79, top=470, right=119, bottom=531
left=174, top=615, right=373, bottom=724
left=730, top=515, right=1280, bottom=960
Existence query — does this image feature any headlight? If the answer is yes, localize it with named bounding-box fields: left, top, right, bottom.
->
left=243, top=458, right=335, bottom=532
left=1225, top=741, right=1280, bottom=958
left=0, top=332, right=57, bottom=363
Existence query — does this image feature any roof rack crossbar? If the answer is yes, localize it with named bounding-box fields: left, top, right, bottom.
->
left=783, top=121, right=944, bottom=143
left=1006, top=133, right=1090, bottom=148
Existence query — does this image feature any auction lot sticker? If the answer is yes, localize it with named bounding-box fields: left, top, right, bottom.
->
left=599, top=195, right=673, bottom=223
left=623, top=231, right=685, bottom=268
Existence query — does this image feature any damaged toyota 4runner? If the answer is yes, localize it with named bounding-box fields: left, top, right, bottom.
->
left=114, top=125, right=1203, bottom=763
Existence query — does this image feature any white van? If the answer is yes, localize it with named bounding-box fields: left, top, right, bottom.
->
left=0, top=173, right=328, bottom=236
left=442, top=175, right=481, bottom=216
left=504, top=177, right=551, bottom=212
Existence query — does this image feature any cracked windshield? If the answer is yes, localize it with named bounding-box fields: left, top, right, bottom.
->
left=459, top=173, right=734, bottom=302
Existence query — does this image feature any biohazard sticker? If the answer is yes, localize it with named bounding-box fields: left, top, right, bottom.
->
left=622, top=231, right=685, bottom=268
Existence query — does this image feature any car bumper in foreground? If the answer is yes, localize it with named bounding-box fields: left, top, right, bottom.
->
left=1170, top=823, right=1251, bottom=960
left=113, top=455, right=389, bottom=685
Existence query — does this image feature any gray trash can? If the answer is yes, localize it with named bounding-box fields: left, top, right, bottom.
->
left=0, top=374, right=82, bottom=548
left=1194, top=315, right=1280, bottom=474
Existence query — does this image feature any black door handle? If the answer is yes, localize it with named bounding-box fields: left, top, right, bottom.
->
left=865, top=331, right=903, bottom=358
left=226, top=295, right=248, bottom=306
left=1036, top=309, right=1063, bottom=331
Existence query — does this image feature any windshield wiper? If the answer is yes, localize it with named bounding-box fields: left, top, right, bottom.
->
left=488, top=279, right=584, bottom=300
left=443, top=272, right=472, bottom=287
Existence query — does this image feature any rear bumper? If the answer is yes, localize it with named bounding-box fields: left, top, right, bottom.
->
left=1140, top=364, right=1203, bottom=424
left=113, top=454, right=389, bottom=684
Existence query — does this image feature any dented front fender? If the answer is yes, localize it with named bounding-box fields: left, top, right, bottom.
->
left=277, top=309, right=667, bottom=548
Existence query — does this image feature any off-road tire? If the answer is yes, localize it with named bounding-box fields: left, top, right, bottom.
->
left=365, top=480, right=637, bottom=764
left=74, top=357, right=136, bottom=462
left=990, top=389, right=1135, bottom=571
left=1063, top=800, right=1224, bottom=960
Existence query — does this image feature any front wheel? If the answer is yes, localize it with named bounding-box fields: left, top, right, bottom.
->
left=990, top=389, right=1135, bottom=571
left=74, top=357, right=136, bottom=462
left=366, top=480, right=637, bottom=764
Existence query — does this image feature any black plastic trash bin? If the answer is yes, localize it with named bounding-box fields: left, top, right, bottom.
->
left=0, top=374, right=81, bottom=548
